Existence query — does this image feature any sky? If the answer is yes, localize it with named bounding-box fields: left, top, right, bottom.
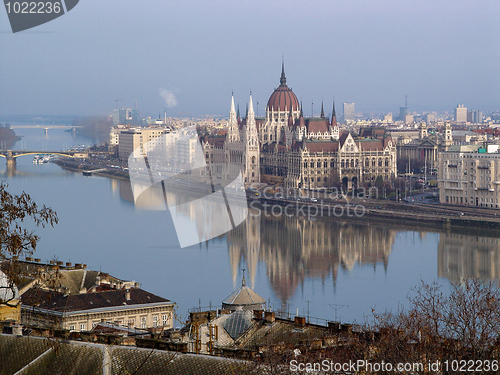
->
left=0, top=0, right=499, bottom=118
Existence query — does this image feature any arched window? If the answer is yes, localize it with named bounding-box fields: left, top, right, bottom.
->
left=252, top=156, right=256, bottom=164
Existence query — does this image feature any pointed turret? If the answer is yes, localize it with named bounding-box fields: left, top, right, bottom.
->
left=280, top=60, right=287, bottom=86
left=320, top=101, right=325, bottom=118
left=331, top=100, right=338, bottom=128
left=228, top=93, right=240, bottom=142
left=248, top=92, right=255, bottom=118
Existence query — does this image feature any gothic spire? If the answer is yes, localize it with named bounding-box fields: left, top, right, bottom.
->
left=331, top=100, right=337, bottom=127
left=230, top=92, right=235, bottom=114
left=280, top=59, right=287, bottom=86
left=320, top=101, right=325, bottom=118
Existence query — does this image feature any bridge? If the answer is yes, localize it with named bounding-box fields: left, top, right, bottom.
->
left=0, top=150, right=85, bottom=165
left=9, top=125, right=84, bottom=134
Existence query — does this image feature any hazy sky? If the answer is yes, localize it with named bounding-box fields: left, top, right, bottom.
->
left=1, top=0, right=499, bottom=118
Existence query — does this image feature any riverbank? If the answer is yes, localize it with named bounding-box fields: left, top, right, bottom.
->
left=52, top=156, right=500, bottom=235
left=0, top=127, right=21, bottom=148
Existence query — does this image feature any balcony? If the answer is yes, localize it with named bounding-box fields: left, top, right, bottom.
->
left=478, top=166, right=490, bottom=169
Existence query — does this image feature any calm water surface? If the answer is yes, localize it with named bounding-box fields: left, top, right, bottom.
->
left=2, top=124, right=500, bottom=324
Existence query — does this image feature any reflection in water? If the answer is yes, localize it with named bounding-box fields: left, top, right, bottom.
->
left=438, top=233, right=500, bottom=285
left=118, top=176, right=500, bottom=316
left=227, top=209, right=396, bottom=308
left=121, top=178, right=247, bottom=248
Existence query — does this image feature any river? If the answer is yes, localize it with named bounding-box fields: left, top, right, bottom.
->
left=2, top=122, right=500, bottom=325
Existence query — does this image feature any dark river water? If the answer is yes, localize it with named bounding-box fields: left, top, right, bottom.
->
left=2, top=123, right=499, bottom=325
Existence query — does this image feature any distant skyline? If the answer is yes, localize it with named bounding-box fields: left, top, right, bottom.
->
left=1, top=0, right=499, bottom=118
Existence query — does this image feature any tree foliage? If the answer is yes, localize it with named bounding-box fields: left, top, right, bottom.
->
left=0, top=182, right=58, bottom=307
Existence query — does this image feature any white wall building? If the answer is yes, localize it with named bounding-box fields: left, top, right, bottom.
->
left=439, top=144, right=500, bottom=208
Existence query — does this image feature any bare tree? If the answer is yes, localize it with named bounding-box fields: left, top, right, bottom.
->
left=0, top=182, right=58, bottom=307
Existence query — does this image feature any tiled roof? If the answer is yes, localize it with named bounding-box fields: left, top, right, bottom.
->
left=222, top=285, right=265, bottom=307
left=0, top=334, right=247, bottom=375
left=21, top=288, right=170, bottom=313
left=304, top=141, right=339, bottom=153
left=305, top=118, right=330, bottom=133
left=357, top=140, right=384, bottom=151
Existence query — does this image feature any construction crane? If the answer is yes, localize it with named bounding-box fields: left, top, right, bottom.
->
left=114, top=99, right=123, bottom=109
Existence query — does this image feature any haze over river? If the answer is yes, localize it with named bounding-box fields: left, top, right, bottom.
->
left=2, top=122, right=499, bottom=324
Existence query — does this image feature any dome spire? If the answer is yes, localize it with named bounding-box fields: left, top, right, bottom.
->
left=242, top=268, right=246, bottom=286
left=280, top=58, right=287, bottom=86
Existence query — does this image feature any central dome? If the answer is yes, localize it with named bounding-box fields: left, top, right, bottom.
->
left=267, top=64, right=300, bottom=113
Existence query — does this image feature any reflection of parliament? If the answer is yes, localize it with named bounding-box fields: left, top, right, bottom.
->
left=201, top=63, right=397, bottom=189
left=228, top=213, right=396, bottom=306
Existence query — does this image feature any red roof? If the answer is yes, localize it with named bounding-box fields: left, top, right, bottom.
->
left=304, top=141, right=339, bottom=153
left=305, top=118, right=329, bottom=133
left=267, top=65, right=300, bottom=112
left=22, top=288, right=170, bottom=312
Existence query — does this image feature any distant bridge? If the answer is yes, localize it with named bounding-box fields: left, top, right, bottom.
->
left=0, top=150, right=85, bottom=165
left=10, top=125, right=83, bottom=129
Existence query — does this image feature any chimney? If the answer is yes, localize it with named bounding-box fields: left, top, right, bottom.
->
left=328, top=321, right=340, bottom=333
left=294, top=316, right=306, bottom=327
left=66, top=262, right=72, bottom=267
left=34, top=258, right=41, bottom=263
left=95, top=276, right=101, bottom=286
left=56, top=261, right=63, bottom=266
left=253, top=310, right=263, bottom=320
left=125, top=289, right=131, bottom=301
left=264, top=311, right=275, bottom=324
left=79, top=287, right=87, bottom=294
left=25, top=257, right=33, bottom=262
left=75, top=263, right=82, bottom=269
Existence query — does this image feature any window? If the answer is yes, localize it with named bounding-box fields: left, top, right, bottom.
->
left=69, top=325, right=75, bottom=331
left=162, top=314, right=169, bottom=326
left=128, top=318, right=135, bottom=327
left=141, top=316, right=147, bottom=328
left=153, top=316, right=158, bottom=327
left=80, top=323, right=86, bottom=331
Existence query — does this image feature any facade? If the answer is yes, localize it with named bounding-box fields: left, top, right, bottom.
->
left=117, top=126, right=176, bottom=162
left=395, top=122, right=453, bottom=172
left=17, top=260, right=174, bottom=332
left=455, top=104, right=467, bottom=123
left=22, top=287, right=174, bottom=332
left=438, top=144, right=500, bottom=208
left=0, top=270, right=20, bottom=322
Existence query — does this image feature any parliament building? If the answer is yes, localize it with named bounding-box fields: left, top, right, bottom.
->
left=201, top=64, right=397, bottom=189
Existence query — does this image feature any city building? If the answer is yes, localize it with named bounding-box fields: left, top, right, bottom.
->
left=0, top=270, right=20, bottom=322
left=202, top=65, right=397, bottom=189
left=113, top=107, right=140, bottom=127
left=455, top=104, right=467, bottom=123
left=117, top=126, right=176, bottom=162
left=399, top=106, right=408, bottom=122
left=394, top=122, right=454, bottom=173
left=15, top=259, right=175, bottom=332
left=343, top=103, right=355, bottom=121
left=438, top=144, right=500, bottom=208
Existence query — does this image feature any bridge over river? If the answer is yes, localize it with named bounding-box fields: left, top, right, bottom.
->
left=0, top=150, right=85, bottom=165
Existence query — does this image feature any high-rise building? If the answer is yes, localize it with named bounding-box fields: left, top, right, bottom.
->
left=399, top=106, right=408, bottom=122
left=343, top=103, right=355, bottom=121
left=455, top=104, right=467, bottom=123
